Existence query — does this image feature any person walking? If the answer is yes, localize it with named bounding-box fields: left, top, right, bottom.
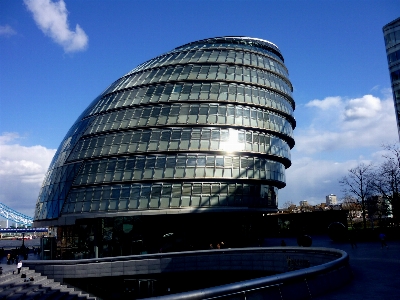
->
left=379, top=233, right=388, bottom=249
left=17, top=260, right=22, bottom=274
left=349, top=230, right=357, bottom=249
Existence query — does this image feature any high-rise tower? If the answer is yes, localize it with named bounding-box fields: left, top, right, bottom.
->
left=383, top=17, right=400, bottom=140
left=34, top=37, right=295, bottom=257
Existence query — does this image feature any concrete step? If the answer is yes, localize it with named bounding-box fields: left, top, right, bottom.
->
left=0, top=286, right=27, bottom=299
left=39, top=290, right=64, bottom=300
left=0, top=269, right=36, bottom=284
left=0, top=267, right=96, bottom=300
left=24, top=287, right=53, bottom=300
left=50, top=290, right=76, bottom=300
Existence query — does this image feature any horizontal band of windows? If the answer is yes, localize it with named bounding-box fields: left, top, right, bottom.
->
left=81, top=124, right=295, bottom=150
left=75, top=154, right=286, bottom=171
left=127, top=49, right=291, bottom=88
left=91, top=82, right=295, bottom=121
left=99, top=80, right=294, bottom=115
left=390, top=69, right=400, bottom=81
left=88, top=100, right=295, bottom=131
left=124, top=62, right=292, bottom=100
left=44, top=118, right=93, bottom=174
left=42, top=125, right=294, bottom=190
left=68, top=151, right=291, bottom=170
left=84, top=104, right=294, bottom=138
left=176, top=37, right=283, bottom=57
left=387, top=49, right=400, bottom=65
left=172, top=41, right=284, bottom=64
left=70, top=128, right=291, bottom=163
left=384, top=29, right=400, bottom=47
left=103, top=64, right=293, bottom=99
left=39, top=163, right=82, bottom=193
left=61, top=182, right=279, bottom=214
left=72, top=155, right=285, bottom=186
left=69, top=141, right=291, bottom=166
left=123, top=65, right=293, bottom=96
left=132, top=43, right=287, bottom=76
left=72, top=167, right=286, bottom=186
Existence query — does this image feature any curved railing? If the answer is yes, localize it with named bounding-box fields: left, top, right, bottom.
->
left=24, top=247, right=352, bottom=300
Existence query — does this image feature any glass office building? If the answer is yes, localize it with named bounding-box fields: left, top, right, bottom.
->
left=34, top=37, right=295, bottom=258
left=383, top=17, right=400, bottom=140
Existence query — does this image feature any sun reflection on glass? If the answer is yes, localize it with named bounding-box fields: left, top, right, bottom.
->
left=220, top=129, right=244, bottom=153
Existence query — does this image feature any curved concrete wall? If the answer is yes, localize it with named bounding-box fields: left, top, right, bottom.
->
left=24, top=247, right=352, bottom=299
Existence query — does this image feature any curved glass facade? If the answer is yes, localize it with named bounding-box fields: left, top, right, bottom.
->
left=34, top=37, right=295, bottom=256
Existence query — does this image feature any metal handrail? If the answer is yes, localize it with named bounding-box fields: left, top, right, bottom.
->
left=141, top=248, right=348, bottom=300
left=24, top=247, right=349, bottom=299
left=24, top=246, right=345, bottom=267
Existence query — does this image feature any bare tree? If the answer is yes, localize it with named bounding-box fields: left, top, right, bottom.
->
left=341, top=195, right=360, bottom=228
left=366, top=195, right=391, bottom=227
left=340, top=163, right=374, bottom=230
left=371, top=143, right=400, bottom=221
left=282, top=201, right=296, bottom=213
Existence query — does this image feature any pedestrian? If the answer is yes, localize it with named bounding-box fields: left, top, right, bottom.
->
left=17, top=260, right=22, bottom=274
left=6, top=253, right=10, bottom=265
left=349, top=231, right=357, bottom=249
left=379, top=233, right=388, bottom=249
left=281, top=239, right=287, bottom=246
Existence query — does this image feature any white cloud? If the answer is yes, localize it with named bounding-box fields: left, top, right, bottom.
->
left=295, top=93, right=397, bottom=154
left=0, top=25, right=17, bottom=37
left=343, top=95, right=382, bottom=120
left=0, top=133, right=56, bottom=217
left=279, top=157, right=354, bottom=207
left=279, top=154, right=381, bottom=207
left=279, top=90, right=398, bottom=207
left=305, top=96, right=342, bottom=110
left=24, top=0, right=88, bottom=53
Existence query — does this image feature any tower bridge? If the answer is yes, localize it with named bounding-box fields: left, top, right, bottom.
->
left=0, top=202, right=34, bottom=227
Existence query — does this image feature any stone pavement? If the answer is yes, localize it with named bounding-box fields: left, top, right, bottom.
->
left=264, top=235, right=400, bottom=300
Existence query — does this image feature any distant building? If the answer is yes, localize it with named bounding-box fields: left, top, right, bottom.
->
left=383, top=17, right=400, bottom=140
left=0, top=220, right=7, bottom=228
left=326, top=194, right=337, bottom=205
left=299, top=200, right=308, bottom=207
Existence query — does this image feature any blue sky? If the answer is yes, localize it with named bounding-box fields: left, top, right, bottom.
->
left=0, top=0, right=399, bottom=217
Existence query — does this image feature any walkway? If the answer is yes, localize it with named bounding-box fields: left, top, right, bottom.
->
left=264, top=235, right=400, bottom=300
left=0, top=236, right=398, bottom=299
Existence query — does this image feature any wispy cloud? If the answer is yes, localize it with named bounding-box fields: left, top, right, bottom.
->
left=0, top=133, right=56, bottom=216
left=0, top=25, right=17, bottom=37
left=24, top=0, right=88, bottom=53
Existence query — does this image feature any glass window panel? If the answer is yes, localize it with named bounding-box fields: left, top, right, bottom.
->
left=215, top=169, right=223, bottom=177
left=201, top=197, right=210, bottom=206
left=91, top=201, right=100, bottom=211
left=185, top=168, right=195, bottom=178
left=175, top=169, right=184, bottom=178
